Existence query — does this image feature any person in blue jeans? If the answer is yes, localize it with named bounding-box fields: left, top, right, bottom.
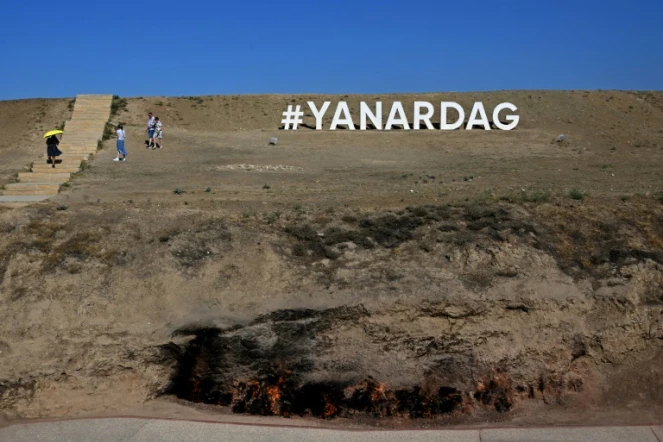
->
left=114, top=124, right=127, bottom=161
left=146, top=112, right=156, bottom=148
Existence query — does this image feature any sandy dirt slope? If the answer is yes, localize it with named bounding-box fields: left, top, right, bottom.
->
left=0, top=92, right=662, bottom=427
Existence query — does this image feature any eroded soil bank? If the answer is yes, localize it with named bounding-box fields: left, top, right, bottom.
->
left=0, top=197, right=662, bottom=426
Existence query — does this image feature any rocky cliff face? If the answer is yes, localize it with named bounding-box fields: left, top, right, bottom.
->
left=0, top=199, right=662, bottom=424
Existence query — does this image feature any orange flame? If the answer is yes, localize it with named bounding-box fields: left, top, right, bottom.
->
left=265, top=384, right=281, bottom=415
left=370, top=382, right=386, bottom=402
left=322, top=393, right=337, bottom=417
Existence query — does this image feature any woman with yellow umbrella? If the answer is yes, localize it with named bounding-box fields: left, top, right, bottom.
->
left=43, top=129, right=63, bottom=168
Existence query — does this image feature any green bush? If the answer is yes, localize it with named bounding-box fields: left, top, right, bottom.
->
left=110, top=96, right=128, bottom=116
left=568, top=189, right=585, bottom=201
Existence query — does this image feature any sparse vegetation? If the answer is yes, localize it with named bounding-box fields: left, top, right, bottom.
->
left=185, top=96, right=205, bottom=106
left=568, top=189, right=585, bottom=201
left=500, top=190, right=551, bottom=204
left=102, top=122, right=115, bottom=140
left=263, top=184, right=271, bottom=190
left=42, top=231, right=101, bottom=271
left=173, top=188, right=185, bottom=195
left=110, top=95, right=128, bottom=116
left=656, top=192, right=663, bottom=204
left=265, top=211, right=282, bottom=224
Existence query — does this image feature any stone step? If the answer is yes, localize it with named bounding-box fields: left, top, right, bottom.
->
left=31, top=167, right=80, bottom=173
left=62, top=129, right=104, bottom=133
left=56, top=147, right=96, bottom=152
left=55, top=151, right=96, bottom=156
left=2, top=183, right=60, bottom=196
left=59, top=147, right=98, bottom=151
left=63, top=124, right=106, bottom=128
left=0, top=195, right=51, bottom=203
left=34, top=159, right=82, bottom=166
left=33, top=164, right=81, bottom=171
left=76, top=94, right=113, bottom=98
left=39, top=151, right=96, bottom=159
left=18, top=172, right=71, bottom=183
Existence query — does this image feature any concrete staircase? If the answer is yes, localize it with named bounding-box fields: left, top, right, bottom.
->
left=0, top=94, right=113, bottom=203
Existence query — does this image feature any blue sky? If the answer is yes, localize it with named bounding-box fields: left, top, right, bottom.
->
left=0, top=0, right=661, bottom=99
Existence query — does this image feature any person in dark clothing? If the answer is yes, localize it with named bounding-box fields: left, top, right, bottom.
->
left=46, top=135, right=62, bottom=168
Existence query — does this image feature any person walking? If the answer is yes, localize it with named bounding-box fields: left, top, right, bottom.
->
left=154, top=117, right=163, bottom=148
left=46, top=135, right=62, bottom=168
left=146, top=112, right=156, bottom=148
left=113, top=124, right=127, bottom=161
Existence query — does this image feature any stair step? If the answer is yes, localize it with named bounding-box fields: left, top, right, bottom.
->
left=34, top=159, right=82, bottom=166
left=31, top=167, right=80, bottom=173
left=55, top=148, right=96, bottom=153
left=3, top=183, right=60, bottom=196
left=33, top=164, right=81, bottom=171
left=41, top=154, right=91, bottom=160
left=18, top=172, right=71, bottom=183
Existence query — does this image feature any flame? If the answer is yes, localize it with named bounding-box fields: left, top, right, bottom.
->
left=265, top=384, right=282, bottom=414
left=322, top=393, right=337, bottom=418
left=370, top=382, right=386, bottom=402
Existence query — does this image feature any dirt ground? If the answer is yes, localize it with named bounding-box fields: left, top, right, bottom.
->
left=0, top=91, right=662, bottom=428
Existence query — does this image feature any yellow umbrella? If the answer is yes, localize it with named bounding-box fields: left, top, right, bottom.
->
left=43, top=129, right=63, bottom=138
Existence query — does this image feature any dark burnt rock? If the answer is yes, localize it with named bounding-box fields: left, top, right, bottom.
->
left=164, top=305, right=517, bottom=419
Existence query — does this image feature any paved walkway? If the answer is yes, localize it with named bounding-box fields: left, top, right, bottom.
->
left=0, top=418, right=661, bottom=442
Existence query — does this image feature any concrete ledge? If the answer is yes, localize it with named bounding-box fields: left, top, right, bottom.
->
left=1, top=419, right=662, bottom=442
left=0, top=195, right=51, bottom=202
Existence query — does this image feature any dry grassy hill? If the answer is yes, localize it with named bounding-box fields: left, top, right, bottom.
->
left=0, top=92, right=662, bottom=427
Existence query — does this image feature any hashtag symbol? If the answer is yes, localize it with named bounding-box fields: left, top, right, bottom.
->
left=281, top=105, right=304, bottom=130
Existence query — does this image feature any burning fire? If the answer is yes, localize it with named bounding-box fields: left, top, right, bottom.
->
left=322, top=394, right=338, bottom=418
left=265, top=376, right=286, bottom=415
left=174, top=371, right=512, bottom=419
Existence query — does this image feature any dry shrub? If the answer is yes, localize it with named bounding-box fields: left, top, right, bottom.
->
left=42, top=232, right=101, bottom=271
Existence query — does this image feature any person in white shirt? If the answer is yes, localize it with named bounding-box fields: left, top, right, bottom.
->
left=146, top=112, right=156, bottom=148
left=154, top=117, right=163, bottom=148
left=114, top=124, right=127, bottom=161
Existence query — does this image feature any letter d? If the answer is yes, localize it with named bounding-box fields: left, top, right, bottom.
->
left=440, top=102, right=465, bottom=130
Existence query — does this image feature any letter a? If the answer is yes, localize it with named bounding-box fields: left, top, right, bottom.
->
left=466, top=102, right=491, bottom=130
left=330, top=102, right=355, bottom=130
left=385, top=102, right=410, bottom=130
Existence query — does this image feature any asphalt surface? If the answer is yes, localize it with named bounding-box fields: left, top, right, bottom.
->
left=0, top=419, right=662, bottom=442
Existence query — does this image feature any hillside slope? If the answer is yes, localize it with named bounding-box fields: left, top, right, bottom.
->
left=0, top=92, right=662, bottom=427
